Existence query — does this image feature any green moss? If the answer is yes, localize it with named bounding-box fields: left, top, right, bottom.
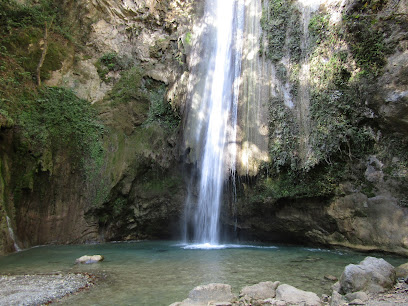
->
left=0, top=109, right=14, bottom=128
left=261, top=0, right=301, bottom=63
left=184, top=32, right=192, bottom=46
left=112, top=197, right=127, bottom=217
left=268, top=99, right=299, bottom=171
left=343, top=15, right=390, bottom=75
left=254, top=161, right=346, bottom=200
left=18, top=87, right=105, bottom=175
left=104, top=66, right=180, bottom=130
left=261, top=0, right=290, bottom=62
left=0, top=0, right=75, bottom=101
left=145, top=83, right=181, bottom=130
left=309, top=13, right=331, bottom=47
left=96, top=52, right=132, bottom=82
left=139, top=174, right=182, bottom=197
left=107, top=67, right=145, bottom=106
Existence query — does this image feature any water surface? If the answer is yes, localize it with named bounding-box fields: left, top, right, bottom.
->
left=0, top=241, right=405, bottom=305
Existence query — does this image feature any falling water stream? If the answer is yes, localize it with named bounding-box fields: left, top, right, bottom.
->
left=6, top=216, right=21, bottom=252
left=185, top=0, right=245, bottom=245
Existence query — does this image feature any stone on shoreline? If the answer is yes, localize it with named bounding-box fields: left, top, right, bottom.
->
left=239, top=281, right=280, bottom=300
left=396, top=263, right=408, bottom=279
left=339, top=256, right=396, bottom=294
left=75, top=255, right=104, bottom=264
left=275, top=284, right=321, bottom=306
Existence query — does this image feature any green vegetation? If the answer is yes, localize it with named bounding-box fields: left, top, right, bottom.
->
left=256, top=1, right=399, bottom=201
left=343, top=16, right=390, bottom=76
left=261, top=0, right=290, bottom=62
left=107, top=67, right=145, bottom=105
left=260, top=0, right=302, bottom=63
left=145, top=83, right=181, bottom=129
left=268, top=100, right=299, bottom=171
left=105, top=66, right=180, bottom=129
left=258, top=161, right=346, bottom=199
left=0, top=0, right=107, bottom=210
left=0, top=0, right=74, bottom=86
left=184, top=32, right=192, bottom=46
left=96, top=52, right=132, bottom=82
left=18, top=87, right=105, bottom=173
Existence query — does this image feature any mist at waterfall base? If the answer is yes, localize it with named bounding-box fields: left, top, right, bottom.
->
left=1, top=241, right=405, bottom=305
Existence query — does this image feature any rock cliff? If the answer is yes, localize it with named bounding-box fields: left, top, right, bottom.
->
left=0, top=0, right=407, bottom=256
left=230, top=0, right=408, bottom=255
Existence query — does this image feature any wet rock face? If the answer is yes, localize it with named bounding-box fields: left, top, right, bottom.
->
left=370, top=0, right=408, bottom=134
left=230, top=0, right=408, bottom=256
left=0, top=0, right=199, bottom=253
left=374, top=50, right=408, bottom=133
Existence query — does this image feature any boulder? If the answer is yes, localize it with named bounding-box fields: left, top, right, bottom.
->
left=176, top=283, right=235, bottom=306
left=339, top=257, right=396, bottom=294
left=75, top=255, right=104, bottom=264
left=239, top=281, right=280, bottom=300
left=395, top=263, right=408, bottom=278
left=275, top=284, right=321, bottom=306
left=345, top=291, right=369, bottom=302
left=330, top=290, right=347, bottom=306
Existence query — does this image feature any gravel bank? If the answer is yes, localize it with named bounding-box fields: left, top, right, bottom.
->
left=366, top=281, right=408, bottom=306
left=0, top=273, right=95, bottom=305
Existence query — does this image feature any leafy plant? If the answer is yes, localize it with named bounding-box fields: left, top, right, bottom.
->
left=18, top=87, right=105, bottom=176
left=145, top=84, right=180, bottom=129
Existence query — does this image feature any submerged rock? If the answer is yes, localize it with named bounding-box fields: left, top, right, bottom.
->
left=339, top=257, right=396, bottom=294
left=75, top=255, right=104, bottom=264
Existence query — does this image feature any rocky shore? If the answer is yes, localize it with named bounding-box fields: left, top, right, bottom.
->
left=0, top=273, right=96, bottom=305
left=171, top=257, right=408, bottom=306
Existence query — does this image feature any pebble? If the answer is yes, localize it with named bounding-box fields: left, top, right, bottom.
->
left=0, top=273, right=94, bottom=305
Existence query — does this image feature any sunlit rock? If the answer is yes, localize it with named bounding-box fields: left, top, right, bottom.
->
left=339, top=257, right=396, bottom=294
left=275, top=284, right=321, bottom=306
left=75, top=255, right=104, bottom=264
left=239, top=281, right=280, bottom=300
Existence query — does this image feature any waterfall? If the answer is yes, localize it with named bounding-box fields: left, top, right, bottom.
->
left=183, top=0, right=245, bottom=245
left=6, top=216, right=21, bottom=252
left=237, top=0, right=271, bottom=176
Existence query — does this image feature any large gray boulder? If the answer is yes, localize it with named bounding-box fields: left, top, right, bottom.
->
left=339, top=257, right=396, bottom=294
left=275, top=284, right=321, bottom=306
left=172, top=283, right=235, bottom=306
left=239, top=281, right=280, bottom=300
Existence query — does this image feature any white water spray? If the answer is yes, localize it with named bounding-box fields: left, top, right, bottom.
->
left=6, top=216, right=21, bottom=252
left=184, top=0, right=245, bottom=245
